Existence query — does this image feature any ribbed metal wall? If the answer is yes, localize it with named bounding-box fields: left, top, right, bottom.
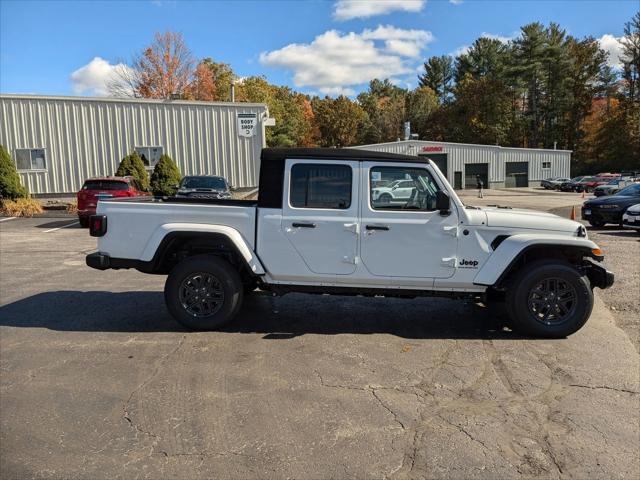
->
left=0, top=95, right=268, bottom=195
left=354, top=140, right=571, bottom=188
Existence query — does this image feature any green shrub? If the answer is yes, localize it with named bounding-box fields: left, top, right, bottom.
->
left=150, top=154, right=182, bottom=196
left=0, top=145, right=28, bottom=200
left=115, top=152, right=149, bottom=190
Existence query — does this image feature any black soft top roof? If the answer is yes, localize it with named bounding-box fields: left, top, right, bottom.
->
left=258, top=148, right=431, bottom=209
left=261, top=147, right=429, bottom=164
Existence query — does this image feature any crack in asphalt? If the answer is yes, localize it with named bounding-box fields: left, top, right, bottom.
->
left=568, top=384, right=639, bottom=395
left=122, top=334, right=187, bottom=440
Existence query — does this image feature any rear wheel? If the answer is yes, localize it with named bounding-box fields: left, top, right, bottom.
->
left=589, top=220, right=605, bottom=228
left=506, top=260, right=593, bottom=338
left=164, top=255, right=243, bottom=330
left=79, top=216, right=89, bottom=228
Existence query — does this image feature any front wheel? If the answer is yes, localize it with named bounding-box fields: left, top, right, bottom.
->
left=506, top=260, right=593, bottom=338
left=164, top=254, right=243, bottom=330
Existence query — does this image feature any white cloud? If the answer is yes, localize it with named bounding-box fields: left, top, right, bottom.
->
left=70, top=57, right=132, bottom=96
left=598, top=34, right=624, bottom=69
left=449, top=0, right=463, bottom=4
left=260, top=26, right=434, bottom=96
left=333, top=0, right=425, bottom=21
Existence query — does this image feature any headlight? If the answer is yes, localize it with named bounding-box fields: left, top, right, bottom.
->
left=600, top=204, right=620, bottom=209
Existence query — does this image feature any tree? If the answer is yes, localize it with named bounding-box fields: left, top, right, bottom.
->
left=357, top=79, right=407, bottom=143
left=150, top=154, right=182, bottom=196
left=620, top=11, right=640, bottom=103
left=455, top=37, right=509, bottom=82
left=110, top=31, right=195, bottom=99
left=312, top=96, right=367, bottom=147
left=115, top=152, right=149, bottom=190
left=184, top=61, right=216, bottom=101
left=0, top=145, right=28, bottom=199
left=405, top=86, right=439, bottom=139
left=418, top=56, right=455, bottom=104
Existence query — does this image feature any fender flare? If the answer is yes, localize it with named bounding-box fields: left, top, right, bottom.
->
left=473, top=234, right=599, bottom=286
left=141, top=223, right=266, bottom=275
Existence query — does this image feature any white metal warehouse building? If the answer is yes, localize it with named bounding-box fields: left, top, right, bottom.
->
left=0, top=94, right=270, bottom=195
left=355, top=140, right=571, bottom=189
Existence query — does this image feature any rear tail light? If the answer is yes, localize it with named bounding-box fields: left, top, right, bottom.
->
left=89, top=215, right=107, bottom=237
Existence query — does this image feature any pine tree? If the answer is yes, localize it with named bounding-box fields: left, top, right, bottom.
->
left=0, top=145, right=28, bottom=199
left=418, top=56, right=455, bottom=104
left=150, top=154, right=182, bottom=196
left=115, top=152, right=149, bottom=190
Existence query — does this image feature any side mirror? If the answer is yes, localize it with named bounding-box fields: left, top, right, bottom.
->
left=171, top=184, right=180, bottom=189
left=436, top=190, right=451, bottom=215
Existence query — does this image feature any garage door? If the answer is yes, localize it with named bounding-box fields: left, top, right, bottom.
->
left=419, top=154, right=447, bottom=179
left=464, top=163, right=488, bottom=189
left=505, top=162, right=529, bottom=188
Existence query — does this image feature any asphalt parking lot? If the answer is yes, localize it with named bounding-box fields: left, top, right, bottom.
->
left=1, top=193, right=639, bottom=479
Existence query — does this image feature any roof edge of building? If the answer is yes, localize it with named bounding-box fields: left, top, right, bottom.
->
left=0, top=93, right=268, bottom=109
left=354, top=140, right=572, bottom=154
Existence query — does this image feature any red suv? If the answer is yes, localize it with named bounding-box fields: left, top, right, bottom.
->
left=77, top=176, right=150, bottom=227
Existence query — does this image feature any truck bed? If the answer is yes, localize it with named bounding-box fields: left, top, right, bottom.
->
left=96, top=197, right=257, bottom=261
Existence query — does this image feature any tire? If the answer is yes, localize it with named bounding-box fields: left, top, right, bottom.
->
left=164, top=254, right=244, bottom=330
left=505, top=260, right=593, bottom=338
left=589, top=220, right=605, bottom=228
left=79, top=216, right=89, bottom=228
left=379, top=193, right=392, bottom=204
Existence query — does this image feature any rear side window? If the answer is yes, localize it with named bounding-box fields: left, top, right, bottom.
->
left=82, top=180, right=129, bottom=191
left=290, top=164, right=352, bottom=209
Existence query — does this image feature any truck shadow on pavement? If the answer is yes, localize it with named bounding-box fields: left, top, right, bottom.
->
left=0, top=290, right=534, bottom=340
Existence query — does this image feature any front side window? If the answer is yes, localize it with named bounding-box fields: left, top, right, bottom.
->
left=290, top=163, right=352, bottom=209
left=370, top=166, right=440, bottom=211
left=15, top=148, right=46, bottom=170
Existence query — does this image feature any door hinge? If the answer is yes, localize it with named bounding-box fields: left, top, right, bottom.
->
left=441, top=257, right=457, bottom=267
left=443, top=226, right=458, bottom=237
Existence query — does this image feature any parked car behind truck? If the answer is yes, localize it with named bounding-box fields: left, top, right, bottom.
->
left=77, top=176, right=150, bottom=227
left=87, top=148, right=614, bottom=338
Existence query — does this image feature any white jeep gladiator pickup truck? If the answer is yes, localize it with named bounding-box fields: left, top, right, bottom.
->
left=86, top=148, right=614, bottom=337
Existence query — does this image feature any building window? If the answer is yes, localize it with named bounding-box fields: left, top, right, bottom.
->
left=134, top=146, right=163, bottom=167
left=290, top=163, right=352, bottom=209
left=370, top=166, right=440, bottom=211
left=15, top=148, right=47, bottom=170
left=542, top=161, right=551, bottom=169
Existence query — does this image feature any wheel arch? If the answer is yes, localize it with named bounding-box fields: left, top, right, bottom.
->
left=141, top=224, right=265, bottom=276
left=474, top=235, right=600, bottom=289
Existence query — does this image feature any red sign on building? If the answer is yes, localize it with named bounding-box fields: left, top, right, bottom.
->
left=421, top=146, right=443, bottom=152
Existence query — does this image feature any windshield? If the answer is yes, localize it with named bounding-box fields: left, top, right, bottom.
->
left=82, top=180, right=128, bottom=191
left=581, top=177, right=596, bottom=182
left=181, top=177, right=227, bottom=190
left=615, top=183, right=640, bottom=196
left=570, top=176, right=584, bottom=182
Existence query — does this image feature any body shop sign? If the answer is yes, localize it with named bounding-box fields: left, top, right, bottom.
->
left=238, top=113, right=257, bottom=138
left=422, top=146, right=443, bottom=152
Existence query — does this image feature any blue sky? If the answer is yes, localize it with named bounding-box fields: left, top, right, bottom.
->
left=1, top=0, right=637, bottom=97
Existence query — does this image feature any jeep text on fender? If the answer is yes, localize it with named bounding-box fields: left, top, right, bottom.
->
left=86, top=148, right=614, bottom=338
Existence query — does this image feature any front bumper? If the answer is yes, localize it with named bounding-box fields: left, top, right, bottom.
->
left=582, top=207, right=624, bottom=224
left=582, top=261, right=615, bottom=289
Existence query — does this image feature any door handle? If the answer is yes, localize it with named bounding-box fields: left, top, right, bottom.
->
left=292, top=222, right=316, bottom=228
left=365, top=225, right=390, bottom=231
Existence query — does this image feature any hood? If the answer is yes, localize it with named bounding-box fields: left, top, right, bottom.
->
left=483, top=207, right=581, bottom=233
left=585, top=194, right=638, bottom=206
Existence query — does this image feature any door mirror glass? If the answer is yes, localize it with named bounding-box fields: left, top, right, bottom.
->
left=436, top=190, right=450, bottom=213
